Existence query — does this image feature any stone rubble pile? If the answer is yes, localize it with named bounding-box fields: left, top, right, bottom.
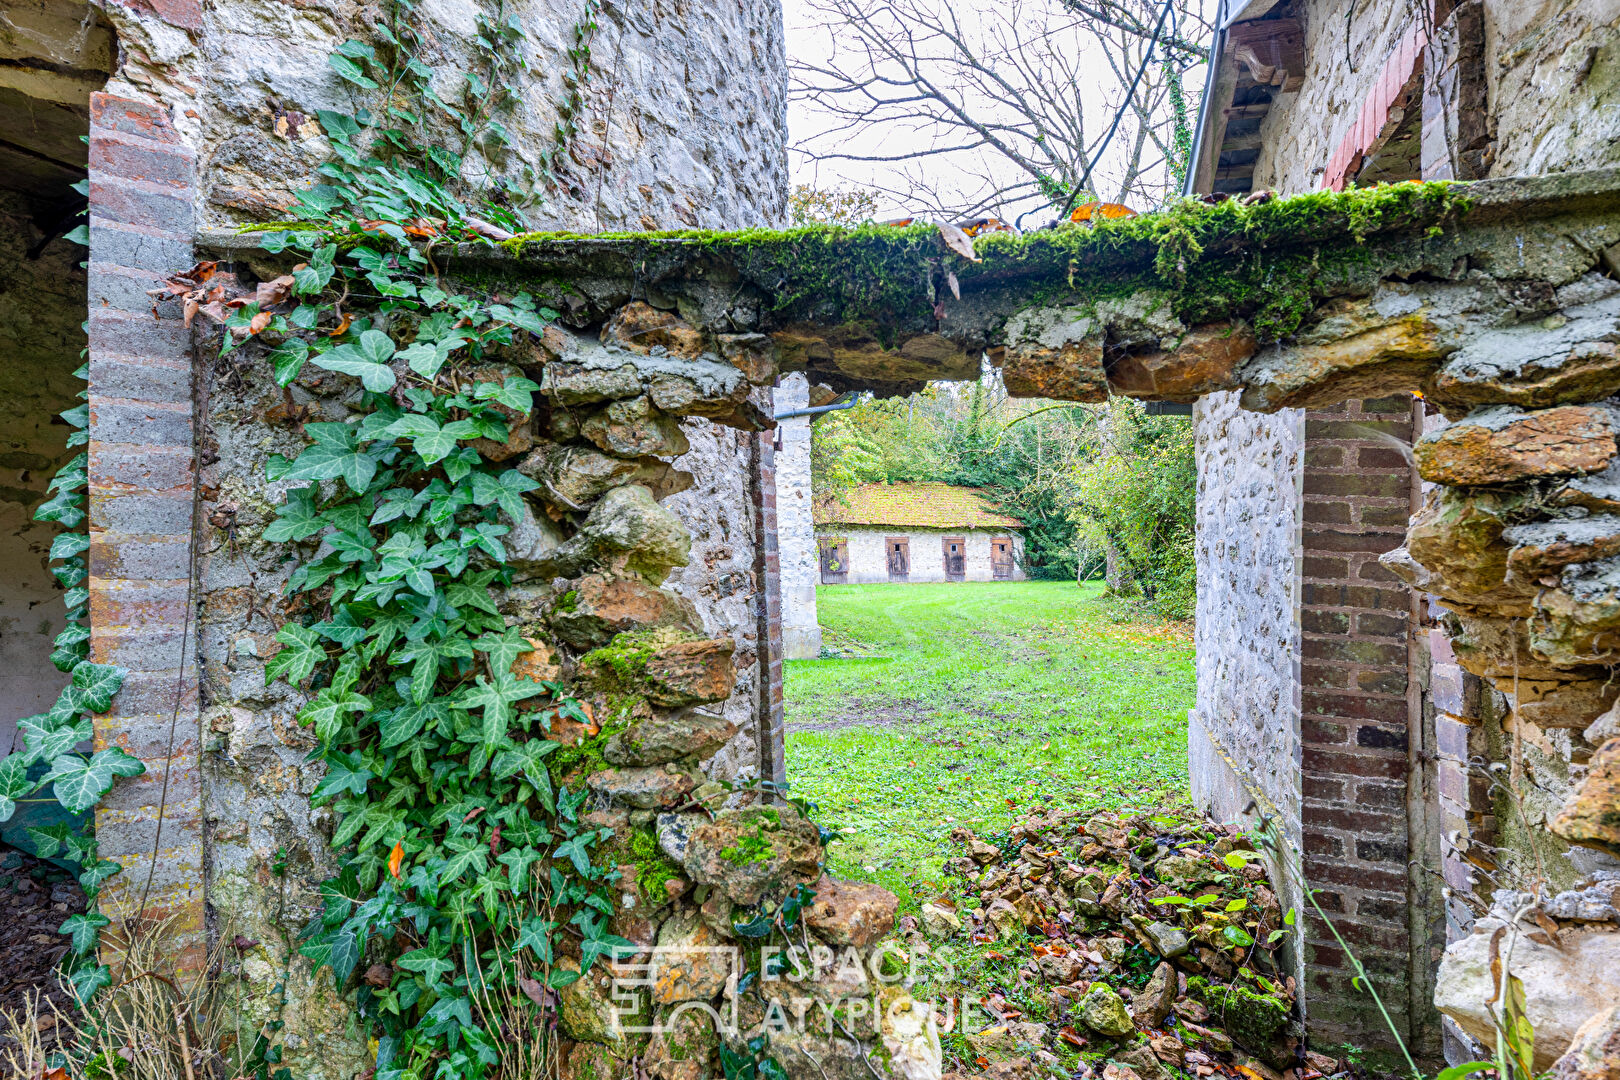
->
left=924, top=809, right=1319, bottom=1080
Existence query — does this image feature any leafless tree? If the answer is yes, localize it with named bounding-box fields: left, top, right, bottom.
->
left=790, top=0, right=1211, bottom=223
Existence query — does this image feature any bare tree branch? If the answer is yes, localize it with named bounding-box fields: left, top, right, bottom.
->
left=790, top=0, right=1208, bottom=221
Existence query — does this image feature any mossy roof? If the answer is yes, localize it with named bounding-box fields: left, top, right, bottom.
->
left=813, top=483, right=1024, bottom=531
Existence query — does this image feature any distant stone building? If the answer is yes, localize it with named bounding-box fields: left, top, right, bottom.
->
left=814, top=483, right=1025, bottom=585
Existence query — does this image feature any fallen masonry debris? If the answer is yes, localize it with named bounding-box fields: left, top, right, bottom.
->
left=905, top=806, right=1380, bottom=1080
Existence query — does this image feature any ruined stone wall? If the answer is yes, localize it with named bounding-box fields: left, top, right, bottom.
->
left=97, top=0, right=788, bottom=233
left=1255, top=0, right=1620, bottom=193
left=72, top=0, right=793, bottom=1071
left=0, top=201, right=84, bottom=753
left=774, top=373, right=823, bottom=660
left=1231, top=0, right=1620, bottom=1065
left=1190, top=391, right=1303, bottom=842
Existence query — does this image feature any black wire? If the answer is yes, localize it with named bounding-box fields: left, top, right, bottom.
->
left=1056, top=0, right=1178, bottom=222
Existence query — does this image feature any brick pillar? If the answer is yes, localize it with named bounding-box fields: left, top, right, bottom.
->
left=84, top=92, right=205, bottom=969
left=1298, top=396, right=1438, bottom=1061
left=752, top=408, right=786, bottom=787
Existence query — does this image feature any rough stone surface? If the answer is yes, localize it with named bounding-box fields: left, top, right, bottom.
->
left=1079, top=983, right=1136, bottom=1038
left=1505, top=517, right=1620, bottom=587
left=1547, top=1002, right=1620, bottom=1080
left=1415, top=404, right=1620, bottom=486
left=585, top=767, right=696, bottom=810
left=519, top=443, right=691, bottom=512
left=1435, top=918, right=1620, bottom=1072
left=1107, top=324, right=1255, bottom=402
left=1132, top=962, right=1178, bottom=1028
left=1554, top=739, right=1620, bottom=857
left=604, top=301, right=707, bottom=358
left=581, top=396, right=692, bottom=459
left=604, top=710, right=738, bottom=767
left=539, top=484, right=692, bottom=584
left=642, top=636, right=737, bottom=706
left=1191, top=391, right=1303, bottom=847
left=921, top=901, right=963, bottom=938
left=1140, top=920, right=1191, bottom=959
left=547, top=571, right=700, bottom=650
left=803, top=874, right=900, bottom=947
left=649, top=909, right=733, bottom=1004
left=678, top=805, right=822, bottom=906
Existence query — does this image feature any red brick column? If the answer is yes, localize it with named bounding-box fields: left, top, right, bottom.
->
left=1298, top=396, right=1437, bottom=1059
left=84, top=91, right=204, bottom=967
left=753, top=414, right=787, bottom=787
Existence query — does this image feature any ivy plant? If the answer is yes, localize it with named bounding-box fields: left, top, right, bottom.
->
left=9, top=214, right=141, bottom=1001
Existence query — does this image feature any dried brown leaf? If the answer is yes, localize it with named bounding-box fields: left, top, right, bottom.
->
left=937, top=221, right=980, bottom=263
left=946, top=270, right=961, bottom=300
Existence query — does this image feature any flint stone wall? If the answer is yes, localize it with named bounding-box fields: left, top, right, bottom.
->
left=774, top=373, right=822, bottom=660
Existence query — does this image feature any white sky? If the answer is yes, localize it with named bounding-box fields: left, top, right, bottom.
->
left=782, top=0, right=1219, bottom=223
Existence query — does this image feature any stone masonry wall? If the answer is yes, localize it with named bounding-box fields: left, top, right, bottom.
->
left=97, top=0, right=788, bottom=233
left=774, top=373, right=822, bottom=660
left=75, top=0, right=794, bottom=1068
left=1255, top=0, right=1620, bottom=194
left=0, top=198, right=86, bottom=754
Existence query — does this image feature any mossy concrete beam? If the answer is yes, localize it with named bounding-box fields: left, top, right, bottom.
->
left=419, top=168, right=1620, bottom=410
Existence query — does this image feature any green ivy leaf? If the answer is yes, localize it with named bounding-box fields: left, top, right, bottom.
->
left=329, top=53, right=379, bottom=89
left=396, top=944, right=455, bottom=987
left=380, top=700, right=443, bottom=748
left=1222, top=923, right=1255, bottom=947
left=314, top=750, right=375, bottom=801
left=50, top=532, right=91, bottom=561
left=299, top=687, right=372, bottom=742
left=0, top=754, right=36, bottom=822
left=60, top=911, right=109, bottom=955
left=26, top=823, right=72, bottom=860
left=19, top=714, right=92, bottom=767
left=69, top=963, right=112, bottom=1005
left=284, top=437, right=378, bottom=493
left=460, top=672, right=547, bottom=754
left=264, top=486, right=326, bottom=542
left=473, top=376, right=540, bottom=415
left=472, top=626, right=531, bottom=679
left=440, top=833, right=490, bottom=885
left=269, top=338, right=312, bottom=386
left=266, top=622, right=326, bottom=685
left=43, top=748, right=145, bottom=814
left=313, top=337, right=397, bottom=393
left=63, top=662, right=126, bottom=714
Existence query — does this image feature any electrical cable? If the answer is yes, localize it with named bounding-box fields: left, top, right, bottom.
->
left=1055, top=0, right=1178, bottom=223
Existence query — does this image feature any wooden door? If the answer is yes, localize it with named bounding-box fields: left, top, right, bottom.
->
left=943, top=536, right=966, bottom=581
left=991, top=536, right=1014, bottom=579
left=886, top=537, right=909, bottom=580
left=818, top=537, right=848, bottom=584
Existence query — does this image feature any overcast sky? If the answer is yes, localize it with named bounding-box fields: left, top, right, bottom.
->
left=782, top=0, right=1219, bottom=223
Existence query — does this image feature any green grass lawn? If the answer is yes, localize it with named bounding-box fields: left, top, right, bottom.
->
left=783, top=580, right=1195, bottom=913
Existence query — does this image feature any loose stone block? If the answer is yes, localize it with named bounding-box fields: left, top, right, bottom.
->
left=1416, top=403, right=1620, bottom=485
left=1107, top=323, right=1255, bottom=401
